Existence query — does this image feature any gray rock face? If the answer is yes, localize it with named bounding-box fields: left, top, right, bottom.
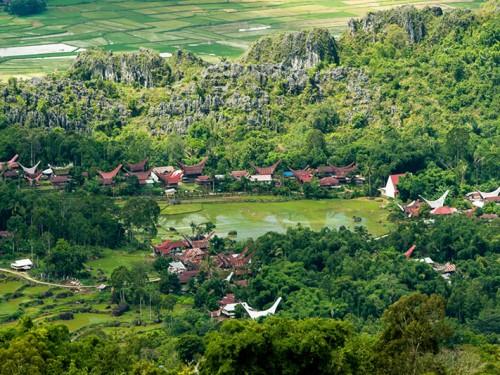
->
left=348, top=5, right=443, bottom=43
left=242, top=28, right=339, bottom=69
left=71, top=49, right=172, bottom=88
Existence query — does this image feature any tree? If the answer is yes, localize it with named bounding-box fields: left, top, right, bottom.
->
left=159, top=271, right=181, bottom=294
left=111, top=266, right=132, bottom=303
left=7, top=0, right=46, bottom=16
left=44, top=239, right=86, bottom=278
left=176, top=334, right=205, bottom=364
left=200, top=318, right=365, bottom=375
left=376, top=293, right=452, bottom=375
left=122, top=197, right=160, bottom=239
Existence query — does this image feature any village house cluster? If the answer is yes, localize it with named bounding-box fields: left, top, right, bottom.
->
left=153, top=231, right=281, bottom=320
left=381, top=173, right=499, bottom=219
left=0, top=154, right=364, bottom=190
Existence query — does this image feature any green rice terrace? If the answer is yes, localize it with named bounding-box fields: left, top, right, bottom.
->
left=0, top=276, right=191, bottom=334
left=0, top=0, right=484, bottom=79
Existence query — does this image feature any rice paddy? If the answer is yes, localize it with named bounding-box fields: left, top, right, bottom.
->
left=157, top=197, right=392, bottom=239
left=0, top=0, right=483, bottom=78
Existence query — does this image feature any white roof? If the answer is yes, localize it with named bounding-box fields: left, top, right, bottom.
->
left=241, top=297, right=282, bottom=319
left=250, top=174, right=272, bottom=182
left=165, top=188, right=176, bottom=194
left=169, top=261, right=186, bottom=270
left=222, top=303, right=239, bottom=314
left=11, top=259, right=33, bottom=267
left=418, top=257, right=434, bottom=264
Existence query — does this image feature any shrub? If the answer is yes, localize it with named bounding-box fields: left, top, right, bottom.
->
left=58, top=312, right=74, bottom=320
left=112, top=303, right=129, bottom=316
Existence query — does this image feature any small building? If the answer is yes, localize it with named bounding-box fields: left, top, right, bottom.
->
left=48, top=163, right=73, bottom=176
left=126, top=159, right=148, bottom=173
left=156, top=171, right=183, bottom=187
left=319, top=176, right=340, bottom=188
left=50, top=175, right=71, bottom=188
left=20, top=161, right=41, bottom=178
left=249, top=174, right=273, bottom=183
left=230, top=170, right=249, bottom=180
left=168, top=261, right=187, bottom=274
left=430, top=206, right=457, bottom=215
left=195, top=175, right=212, bottom=186
left=381, top=173, right=406, bottom=198
left=177, top=248, right=206, bottom=267
left=252, top=161, right=281, bottom=176
left=178, top=270, right=199, bottom=284
left=127, top=170, right=153, bottom=185
left=98, top=164, right=122, bottom=185
left=11, top=259, right=33, bottom=271
left=179, top=157, right=208, bottom=181
left=404, top=200, right=423, bottom=217
left=152, top=166, right=175, bottom=175
left=290, top=168, right=314, bottom=184
left=315, top=163, right=357, bottom=181
left=154, top=239, right=189, bottom=256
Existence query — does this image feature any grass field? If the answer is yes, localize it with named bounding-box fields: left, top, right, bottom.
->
left=0, top=0, right=484, bottom=79
left=157, top=197, right=392, bottom=239
left=86, top=249, right=154, bottom=276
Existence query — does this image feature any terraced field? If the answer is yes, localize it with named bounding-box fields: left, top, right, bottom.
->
left=0, top=0, right=484, bottom=78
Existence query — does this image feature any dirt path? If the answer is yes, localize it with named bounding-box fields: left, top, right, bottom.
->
left=0, top=268, right=98, bottom=289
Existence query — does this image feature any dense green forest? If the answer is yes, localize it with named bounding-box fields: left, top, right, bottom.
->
left=0, top=2, right=499, bottom=374
left=0, top=2, right=498, bottom=193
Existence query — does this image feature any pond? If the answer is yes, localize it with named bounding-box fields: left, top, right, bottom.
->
left=157, top=198, right=390, bottom=239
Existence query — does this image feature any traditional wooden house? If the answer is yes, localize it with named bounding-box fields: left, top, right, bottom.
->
left=153, top=239, right=189, bottom=256
left=156, top=171, right=183, bottom=187
left=127, top=159, right=148, bottom=173
left=0, top=154, right=19, bottom=172
left=50, top=175, right=71, bottom=188
left=290, top=168, right=314, bottom=184
left=195, top=175, right=212, bottom=186
left=98, top=164, right=122, bottom=185
left=124, top=159, right=153, bottom=185
left=48, top=163, right=73, bottom=176
left=251, top=160, right=281, bottom=177
left=466, top=187, right=500, bottom=208
left=319, top=176, right=340, bottom=188
left=20, top=161, right=41, bottom=178
left=214, top=247, right=253, bottom=270
left=127, top=170, right=153, bottom=185
left=230, top=170, right=250, bottom=180
left=179, top=157, right=208, bottom=181
left=316, top=163, right=357, bottom=181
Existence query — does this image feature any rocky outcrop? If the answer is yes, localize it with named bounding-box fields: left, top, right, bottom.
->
left=70, top=49, right=172, bottom=88
left=242, top=28, right=339, bottom=69
left=348, top=6, right=443, bottom=43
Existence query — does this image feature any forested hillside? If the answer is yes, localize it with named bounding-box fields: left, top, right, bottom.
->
left=0, top=2, right=499, bottom=374
left=0, top=2, right=498, bottom=192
